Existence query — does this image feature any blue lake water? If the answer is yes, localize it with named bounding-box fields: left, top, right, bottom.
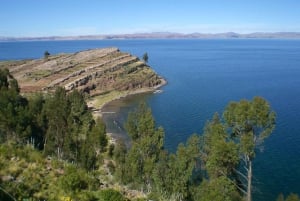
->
left=1, top=39, right=300, bottom=201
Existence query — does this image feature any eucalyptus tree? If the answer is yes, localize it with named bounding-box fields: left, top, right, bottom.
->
left=223, top=96, right=276, bottom=201
left=153, top=134, right=201, bottom=200
left=0, top=68, right=30, bottom=142
left=123, top=102, right=164, bottom=189
left=200, top=113, right=241, bottom=201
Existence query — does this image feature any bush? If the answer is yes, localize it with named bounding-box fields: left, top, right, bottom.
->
left=107, top=160, right=115, bottom=174
left=59, top=166, right=88, bottom=193
left=108, top=144, right=115, bottom=158
left=95, top=189, right=125, bottom=201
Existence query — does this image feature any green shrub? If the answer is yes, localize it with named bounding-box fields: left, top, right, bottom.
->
left=107, top=160, right=115, bottom=174
left=59, top=166, right=88, bottom=193
left=95, top=189, right=125, bottom=201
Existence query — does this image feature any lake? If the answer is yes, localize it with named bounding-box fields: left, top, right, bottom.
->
left=1, top=39, right=300, bottom=201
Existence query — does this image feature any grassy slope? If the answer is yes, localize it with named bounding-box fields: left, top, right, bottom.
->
left=0, top=143, right=146, bottom=201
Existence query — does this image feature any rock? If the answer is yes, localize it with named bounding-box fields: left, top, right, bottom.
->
left=1, top=175, right=14, bottom=181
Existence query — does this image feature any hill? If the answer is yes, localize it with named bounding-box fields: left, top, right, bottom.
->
left=0, top=47, right=165, bottom=110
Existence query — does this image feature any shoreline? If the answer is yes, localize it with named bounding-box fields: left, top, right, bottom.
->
left=88, top=77, right=167, bottom=118
left=89, top=77, right=167, bottom=146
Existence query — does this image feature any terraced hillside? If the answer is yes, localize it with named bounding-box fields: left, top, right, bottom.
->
left=0, top=47, right=165, bottom=109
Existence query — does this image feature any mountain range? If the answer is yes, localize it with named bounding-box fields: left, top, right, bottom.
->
left=2, top=32, right=300, bottom=41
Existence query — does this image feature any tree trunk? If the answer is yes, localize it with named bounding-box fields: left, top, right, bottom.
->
left=247, top=159, right=252, bottom=201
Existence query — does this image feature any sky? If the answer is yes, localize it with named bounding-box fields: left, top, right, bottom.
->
left=1, top=0, right=300, bottom=37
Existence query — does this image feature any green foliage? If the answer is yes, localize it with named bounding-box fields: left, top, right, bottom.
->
left=196, top=177, right=241, bottom=201
left=59, top=165, right=89, bottom=193
left=94, top=189, right=125, bottom=201
left=0, top=73, right=107, bottom=170
left=80, top=117, right=107, bottom=169
left=0, top=143, right=103, bottom=201
left=0, top=74, right=278, bottom=201
left=27, top=93, right=47, bottom=149
left=223, top=96, right=276, bottom=154
left=223, top=96, right=276, bottom=201
left=277, top=193, right=300, bottom=201
left=42, top=87, right=69, bottom=157
left=142, top=52, right=148, bottom=63
left=203, top=113, right=239, bottom=178
left=146, top=133, right=201, bottom=200
left=108, top=144, right=115, bottom=157
left=121, top=102, right=164, bottom=188
left=114, top=140, right=127, bottom=182
left=44, top=50, right=50, bottom=59
left=0, top=68, right=30, bottom=143
left=41, top=87, right=105, bottom=169
left=125, top=102, right=155, bottom=140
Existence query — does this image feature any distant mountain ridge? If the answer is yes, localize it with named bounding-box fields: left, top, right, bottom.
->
left=2, top=32, right=300, bottom=41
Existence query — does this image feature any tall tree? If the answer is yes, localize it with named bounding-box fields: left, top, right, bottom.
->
left=0, top=68, right=30, bottom=142
left=67, top=90, right=94, bottom=161
left=223, top=96, right=276, bottom=201
left=123, top=102, right=164, bottom=189
left=27, top=94, right=47, bottom=149
left=43, top=87, right=69, bottom=158
left=202, top=113, right=239, bottom=179
left=80, top=117, right=107, bottom=169
left=200, top=113, right=241, bottom=201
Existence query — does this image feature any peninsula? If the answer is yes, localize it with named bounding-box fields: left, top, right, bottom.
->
left=0, top=47, right=166, bottom=113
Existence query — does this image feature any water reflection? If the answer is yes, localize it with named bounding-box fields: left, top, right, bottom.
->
left=101, top=92, right=153, bottom=147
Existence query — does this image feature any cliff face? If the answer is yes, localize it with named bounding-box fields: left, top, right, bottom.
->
left=0, top=48, right=164, bottom=97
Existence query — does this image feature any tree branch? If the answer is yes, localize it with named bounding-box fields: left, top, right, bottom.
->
left=0, top=185, right=16, bottom=201
left=221, top=172, right=247, bottom=196
left=234, top=168, right=248, bottom=181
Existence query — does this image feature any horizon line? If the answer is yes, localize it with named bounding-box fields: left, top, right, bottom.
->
left=2, top=31, right=300, bottom=41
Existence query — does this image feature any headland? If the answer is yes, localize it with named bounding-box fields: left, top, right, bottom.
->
left=0, top=47, right=166, bottom=117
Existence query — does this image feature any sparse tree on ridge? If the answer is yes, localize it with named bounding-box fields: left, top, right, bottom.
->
left=44, top=50, right=50, bottom=60
left=142, top=52, right=148, bottom=63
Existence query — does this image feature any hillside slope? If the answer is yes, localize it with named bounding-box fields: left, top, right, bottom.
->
left=0, top=47, right=165, bottom=109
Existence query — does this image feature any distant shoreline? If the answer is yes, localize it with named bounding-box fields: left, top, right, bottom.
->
left=2, top=32, right=300, bottom=41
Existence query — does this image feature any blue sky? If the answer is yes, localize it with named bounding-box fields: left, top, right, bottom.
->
left=1, top=0, right=300, bottom=37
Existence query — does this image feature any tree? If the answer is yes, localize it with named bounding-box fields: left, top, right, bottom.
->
left=114, top=140, right=127, bottom=182
left=223, top=96, right=276, bottom=201
left=197, top=176, right=241, bottom=201
left=44, top=51, right=50, bottom=60
left=142, top=52, right=148, bottom=63
left=276, top=193, right=300, bottom=201
left=202, top=113, right=239, bottom=179
left=123, top=102, right=164, bottom=189
left=27, top=94, right=47, bottom=149
left=66, top=89, right=94, bottom=161
left=152, top=134, right=201, bottom=200
left=0, top=68, right=30, bottom=143
left=80, top=117, right=107, bottom=170
left=200, top=113, right=241, bottom=201
left=43, top=87, right=69, bottom=158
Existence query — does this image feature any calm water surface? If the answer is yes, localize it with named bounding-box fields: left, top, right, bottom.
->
left=1, top=39, right=300, bottom=201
